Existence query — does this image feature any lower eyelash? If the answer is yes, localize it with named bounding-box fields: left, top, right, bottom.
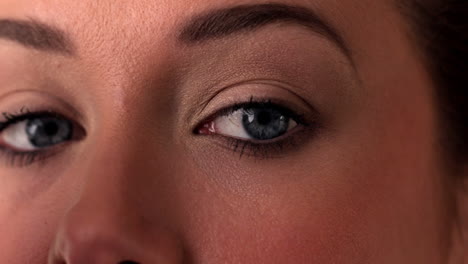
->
left=212, top=125, right=313, bottom=159
left=226, top=138, right=297, bottom=159
left=0, top=147, right=50, bottom=168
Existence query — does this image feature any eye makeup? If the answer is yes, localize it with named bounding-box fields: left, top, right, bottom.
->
left=192, top=82, right=321, bottom=159
left=0, top=107, right=82, bottom=167
left=194, top=98, right=318, bottom=159
left=0, top=91, right=86, bottom=168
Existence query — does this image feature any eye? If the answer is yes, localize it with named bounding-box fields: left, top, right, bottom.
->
left=198, top=102, right=299, bottom=141
left=0, top=114, right=74, bottom=152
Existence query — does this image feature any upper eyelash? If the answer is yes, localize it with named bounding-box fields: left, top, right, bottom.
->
left=2, top=105, right=33, bottom=118
left=0, top=109, right=76, bottom=167
left=201, top=98, right=309, bottom=128
left=194, top=98, right=316, bottom=159
left=0, top=109, right=65, bottom=132
left=0, top=100, right=309, bottom=164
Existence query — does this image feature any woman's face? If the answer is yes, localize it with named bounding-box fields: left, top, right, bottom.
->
left=0, top=0, right=457, bottom=263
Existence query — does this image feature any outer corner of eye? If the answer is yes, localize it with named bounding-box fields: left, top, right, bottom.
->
left=1, top=122, right=37, bottom=151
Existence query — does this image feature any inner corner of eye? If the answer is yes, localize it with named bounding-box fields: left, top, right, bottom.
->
left=194, top=120, right=216, bottom=135
left=289, top=118, right=298, bottom=127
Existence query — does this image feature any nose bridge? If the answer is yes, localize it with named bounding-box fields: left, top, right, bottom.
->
left=68, top=65, right=178, bottom=224
left=68, top=110, right=174, bottom=224
left=49, top=121, right=184, bottom=263
left=79, top=91, right=176, bottom=199
left=75, top=126, right=144, bottom=211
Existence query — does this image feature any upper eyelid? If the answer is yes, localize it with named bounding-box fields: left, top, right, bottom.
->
left=0, top=110, right=67, bottom=128
left=0, top=110, right=85, bottom=142
left=194, top=100, right=311, bottom=137
left=0, top=90, right=87, bottom=128
left=190, top=80, right=311, bottom=121
left=226, top=104, right=306, bottom=125
left=187, top=80, right=319, bottom=129
left=199, top=99, right=312, bottom=127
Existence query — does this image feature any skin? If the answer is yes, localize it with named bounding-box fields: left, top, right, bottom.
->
left=0, top=0, right=465, bottom=263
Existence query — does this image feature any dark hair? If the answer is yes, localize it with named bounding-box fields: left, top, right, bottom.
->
left=401, top=0, right=467, bottom=164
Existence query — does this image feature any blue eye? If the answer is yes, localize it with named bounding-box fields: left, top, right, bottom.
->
left=25, top=117, right=73, bottom=148
left=0, top=114, right=73, bottom=151
left=195, top=99, right=313, bottom=158
left=241, top=107, right=292, bottom=140
left=200, top=102, right=299, bottom=141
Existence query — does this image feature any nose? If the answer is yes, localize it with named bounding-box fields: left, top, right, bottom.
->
left=49, top=206, right=184, bottom=264
left=48, top=135, right=185, bottom=264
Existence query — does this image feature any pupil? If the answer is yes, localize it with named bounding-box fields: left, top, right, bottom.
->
left=256, top=111, right=271, bottom=125
left=44, top=122, right=59, bottom=136
left=26, top=117, right=72, bottom=148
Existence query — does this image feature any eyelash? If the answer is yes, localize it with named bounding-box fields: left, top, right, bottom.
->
left=0, top=108, right=70, bottom=167
left=195, top=98, right=316, bottom=159
left=0, top=107, right=56, bottom=129
left=0, top=99, right=316, bottom=166
left=0, top=148, right=51, bottom=168
left=221, top=136, right=302, bottom=159
left=217, top=99, right=307, bottom=123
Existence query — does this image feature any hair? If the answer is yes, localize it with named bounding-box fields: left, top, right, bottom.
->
left=401, top=0, right=467, bottom=166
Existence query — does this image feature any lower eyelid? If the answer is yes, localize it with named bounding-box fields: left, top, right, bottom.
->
left=0, top=146, right=59, bottom=168
left=199, top=123, right=313, bottom=159
left=0, top=118, right=85, bottom=167
left=210, top=135, right=299, bottom=159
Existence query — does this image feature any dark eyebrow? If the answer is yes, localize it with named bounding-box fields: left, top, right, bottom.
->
left=0, top=19, right=74, bottom=55
left=179, top=3, right=351, bottom=58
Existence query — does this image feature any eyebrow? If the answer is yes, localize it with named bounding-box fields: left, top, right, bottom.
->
left=0, top=19, right=73, bottom=55
left=0, top=5, right=350, bottom=59
left=179, top=4, right=351, bottom=58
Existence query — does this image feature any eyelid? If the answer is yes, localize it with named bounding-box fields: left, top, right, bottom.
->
left=0, top=110, right=86, bottom=146
left=0, top=110, right=85, bottom=167
left=192, top=81, right=318, bottom=130
left=200, top=99, right=308, bottom=130
left=0, top=109, right=66, bottom=130
left=0, top=90, right=87, bottom=130
left=0, top=112, right=86, bottom=168
left=200, top=119, right=316, bottom=159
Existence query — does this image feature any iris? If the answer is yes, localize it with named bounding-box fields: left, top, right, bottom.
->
left=26, top=117, right=72, bottom=147
left=242, top=107, right=289, bottom=140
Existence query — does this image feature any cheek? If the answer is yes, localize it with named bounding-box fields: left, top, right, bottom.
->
left=0, top=206, right=55, bottom=263
left=235, top=215, right=367, bottom=263
left=182, top=178, right=371, bottom=264
left=0, top=173, right=77, bottom=264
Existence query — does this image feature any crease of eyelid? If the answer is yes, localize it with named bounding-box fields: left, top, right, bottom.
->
left=0, top=89, right=86, bottom=126
left=186, top=79, right=317, bottom=128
